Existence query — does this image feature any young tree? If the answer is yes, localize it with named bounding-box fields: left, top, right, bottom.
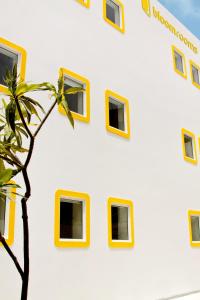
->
left=0, top=66, right=81, bottom=300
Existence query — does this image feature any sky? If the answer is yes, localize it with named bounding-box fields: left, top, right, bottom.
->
left=158, top=0, right=200, bottom=40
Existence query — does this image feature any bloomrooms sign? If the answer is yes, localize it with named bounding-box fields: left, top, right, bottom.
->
left=141, top=0, right=198, bottom=54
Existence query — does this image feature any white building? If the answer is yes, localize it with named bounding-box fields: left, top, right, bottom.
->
left=1, top=0, right=200, bottom=299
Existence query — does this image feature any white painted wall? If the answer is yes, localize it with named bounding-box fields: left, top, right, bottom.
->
left=0, top=0, right=200, bottom=299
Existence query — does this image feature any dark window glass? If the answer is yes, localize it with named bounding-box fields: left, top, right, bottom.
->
left=184, top=135, right=193, bottom=159
left=106, top=3, right=116, bottom=23
left=60, top=200, right=83, bottom=239
left=64, top=83, right=84, bottom=115
left=106, top=0, right=120, bottom=26
left=0, top=47, right=18, bottom=86
left=192, top=66, right=200, bottom=85
left=0, top=194, right=6, bottom=235
left=109, top=98, right=125, bottom=131
left=174, top=51, right=184, bottom=73
left=111, top=206, right=129, bottom=240
left=191, top=216, right=200, bottom=241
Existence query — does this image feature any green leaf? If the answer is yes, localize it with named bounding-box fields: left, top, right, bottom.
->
left=11, top=145, right=28, bottom=153
left=16, top=82, right=50, bottom=97
left=41, top=82, right=56, bottom=93
left=21, top=96, right=45, bottom=114
left=0, top=183, right=21, bottom=189
left=20, top=98, right=41, bottom=121
left=15, top=124, right=29, bottom=138
left=2, top=99, right=7, bottom=109
left=6, top=102, right=16, bottom=132
left=15, top=131, right=22, bottom=148
left=0, top=169, right=13, bottom=184
left=64, top=87, right=84, bottom=95
left=0, top=158, right=5, bottom=172
left=60, top=100, right=74, bottom=128
left=58, top=76, right=64, bottom=94
left=19, top=102, right=31, bottom=123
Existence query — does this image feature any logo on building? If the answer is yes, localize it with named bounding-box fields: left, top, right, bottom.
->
left=141, top=0, right=198, bottom=54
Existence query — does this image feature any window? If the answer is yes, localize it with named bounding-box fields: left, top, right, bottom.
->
left=0, top=37, right=26, bottom=93
left=60, top=200, right=83, bottom=240
left=105, top=90, right=130, bottom=138
left=172, top=46, right=187, bottom=79
left=58, top=68, right=90, bottom=123
left=181, top=128, right=197, bottom=165
left=76, top=0, right=90, bottom=8
left=0, top=183, right=16, bottom=246
left=188, top=210, right=200, bottom=247
left=0, top=194, right=6, bottom=236
left=141, top=0, right=151, bottom=16
left=64, top=77, right=84, bottom=116
left=107, top=197, right=134, bottom=248
left=103, top=0, right=125, bottom=33
left=54, top=189, right=90, bottom=248
left=190, top=60, right=200, bottom=89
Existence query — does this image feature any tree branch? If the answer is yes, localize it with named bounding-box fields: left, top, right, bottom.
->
left=0, top=232, right=23, bottom=279
left=33, top=99, right=57, bottom=138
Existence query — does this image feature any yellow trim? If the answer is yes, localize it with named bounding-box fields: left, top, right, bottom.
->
left=172, top=45, right=187, bottom=79
left=107, top=197, right=134, bottom=248
left=76, top=0, right=90, bottom=8
left=199, top=137, right=200, bottom=155
left=0, top=37, right=27, bottom=94
left=54, top=189, right=90, bottom=248
left=58, top=68, right=90, bottom=123
left=141, top=0, right=151, bottom=17
left=103, top=0, right=125, bottom=33
left=105, top=89, right=130, bottom=139
left=0, top=181, right=16, bottom=247
left=188, top=210, right=200, bottom=247
left=190, top=60, right=200, bottom=90
left=181, top=128, right=197, bottom=165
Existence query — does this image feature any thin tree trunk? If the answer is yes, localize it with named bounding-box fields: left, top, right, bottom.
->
left=21, top=198, right=29, bottom=300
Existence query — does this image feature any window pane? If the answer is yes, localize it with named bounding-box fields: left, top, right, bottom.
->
left=64, top=78, right=84, bottom=115
left=175, top=51, right=184, bottom=73
left=184, top=135, right=194, bottom=159
left=60, top=200, right=83, bottom=239
left=192, top=66, right=200, bottom=85
left=191, top=216, right=200, bottom=241
left=112, top=205, right=129, bottom=240
left=106, top=0, right=120, bottom=26
left=109, top=98, right=125, bottom=131
left=0, top=195, right=6, bottom=236
left=0, top=47, right=18, bottom=86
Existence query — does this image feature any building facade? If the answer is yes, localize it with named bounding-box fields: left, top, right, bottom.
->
left=1, top=0, right=200, bottom=299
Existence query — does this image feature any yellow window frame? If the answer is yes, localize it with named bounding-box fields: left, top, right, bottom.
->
left=105, top=89, right=130, bottom=139
left=103, top=0, right=125, bottom=33
left=54, top=189, right=90, bottom=248
left=188, top=210, right=200, bottom=247
left=0, top=181, right=16, bottom=247
left=76, top=0, right=90, bottom=8
left=172, top=45, right=187, bottom=79
left=58, top=67, right=90, bottom=123
left=190, top=60, right=200, bottom=90
left=141, top=0, right=151, bottom=17
left=107, top=197, right=134, bottom=248
left=0, top=37, right=26, bottom=94
left=181, top=128, right=197, bottom=165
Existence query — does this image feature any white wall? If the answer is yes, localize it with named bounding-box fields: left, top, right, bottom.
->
left=0, top=0, right=200, bottom=299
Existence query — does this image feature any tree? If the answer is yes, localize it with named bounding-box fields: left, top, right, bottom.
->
left=0, top=65, right=82, bottom=300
